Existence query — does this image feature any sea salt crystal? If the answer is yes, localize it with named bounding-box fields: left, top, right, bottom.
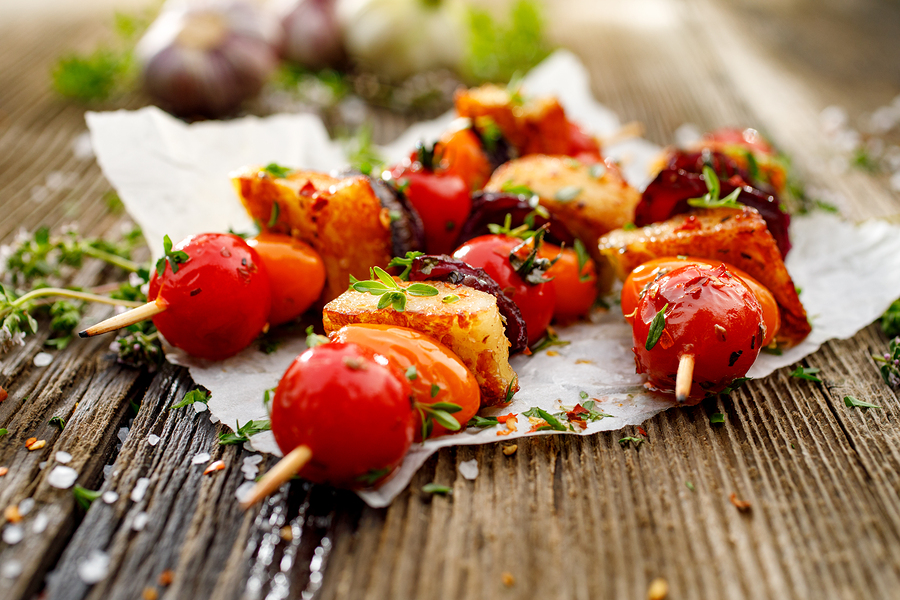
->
left=55, top=451, right=72, bottom=464
left=131, top=477, right=150, bottom=502
left=117, top=427, right=129, bottom=443
left=235, top=481, right=255, bottom=503
left=18, top=497, right=34, bottom=516
left=147, top=434, right=160, bottom=446
left=458, top=459, right=479, bottom=481
left=132, top=512, right=149, bottom=531
left=30, top=186, right=50, bottom=204
left=102, top=491, right=119, bottom=504
left=48, top=466, right=78, bottom=489
left=242, top=441, right=255, bottom=453
left=32, top=513, right=49, bottom=534
left=77, top=550, right=110, bottom=584
left=33, top=352, right=53, bottom=367
left=72, top=132, right=94, bottom=160
left=241, top=466, right=258, bottom=480
left=103, top=465, right=113, bottom=479
left=46, top=171, right=76, bottom=191
left=208, top=414, right=220, bottom=424
left=1, top=559, right=22, bottom=579
left=39, top=461, right=47, bottom=470
left=243, top=455, right=263, bottom=466
left=192, top=401, right=207, bottom=413
left=673, top=123, right=702, bottom=148
left=2, top=524, right=24, bottom=545
left=191, top=452, right=211, bottom=465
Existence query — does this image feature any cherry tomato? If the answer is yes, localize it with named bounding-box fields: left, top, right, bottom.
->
left=388, top=150, right=472, bottom=255
left=434, top=127, right=494, bottom=191
left=246, top=233, right=325, bottom=326
left=148, top=233, right=271, bottom=360
left=538, top=243, right=598, bottom=320
left=453, top=234, right=556, bottom=346
left=632, top=263, right=764, bottom=400
left=271, top=342, right=415, bottom=487
left=621, top=256, right=780, bottom=347
left=329, top=324, right=481, bottom=441
left=565, top=121, right=602, bottom=163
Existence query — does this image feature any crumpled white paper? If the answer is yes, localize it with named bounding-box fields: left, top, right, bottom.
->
left=87, top=51, right=900, bottom=507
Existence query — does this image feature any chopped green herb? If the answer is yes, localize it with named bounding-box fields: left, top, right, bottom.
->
left=686, top=166, right=742, bottom=209
left=622, top=222, right=637, bottom=231
left=442, top=294, right=460, bottom=304
left=422, top=482, right=452, bottom=495
left=850, top=147, right=880, bottom=173
left=306, top=325, right=329, bottom=348
left=505, top=375, right=518, bottom=404
left=790, top=366, right=822, bottom=383
left=0, top=428, right=7, bottom=437
left=258, top=336, right=281, bottom=354
left=530, top=329, right=570, bottom=354
left=406, top=365, right=418, bottom=380
left=49, top=416, right=66, bottom=430
left=73, top=485, right=103, bottom=510
left=710, top=413, right=725, bottom=424
left=171, top=389, right=210, bottom=410
left=431, top=383, right=440, bottom=398
left=500, top=181, right=536, bottom=196
left=645, top=303, right=668, bottom=350
left=843, top=395, right=880, bottom=410
left=534, top=408, right=567, bottom=431
left=387, top=251, right=424, bottom=281
left=343, top=124, right=384, bottom=177
left=467, top=415, right=500, bottom=428
left=576, top=400, right=614, bottom=422
left=589, top=163, right=606, bottom=179
left=218, top=419, right=271, bottom=445
left=262, top=163, right=293, bottom=179
left=262, top=387, right=276, bottom=414
left=554, top=186, right=581, bottom=202
left=579, top=391, right=589, bottom=400
left=618, top=436, right=644, bottom=448
left=573, top=239, right=592, bottom=283
left=356, top=467, right=391, bottom=486
left=685, top=481, right=695, bottom=491
left=267, top=202, right=280, bottom=228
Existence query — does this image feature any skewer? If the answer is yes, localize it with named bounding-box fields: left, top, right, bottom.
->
left=78, top=301, right=166, bottom=337
left=675, top=354, right=694, bottom=403
left=240, top=444, right=312, bottom=509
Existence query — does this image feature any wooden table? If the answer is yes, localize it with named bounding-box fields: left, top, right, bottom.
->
left=3, top=1, right=900, bottom=598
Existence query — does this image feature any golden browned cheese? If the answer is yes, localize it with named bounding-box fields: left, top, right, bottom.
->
left=485, top=155, right=641, bottom=291
left=232, top=167, right=394, bottom=304
left=322, top=280, right=519, bottom=407
left=453, top=84, right=570, bottom=156
left=597, top=207, right=811, bottom=347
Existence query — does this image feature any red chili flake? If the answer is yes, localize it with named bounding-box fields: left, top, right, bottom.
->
left=496, top=414, right=517, bottom=424
left=674, top=215, right=701, bottom=232
left=0, top=386, right=7, bottom=402
left=158, top=570, right=174, bottom=587
left=567, top=404, right=589, bottom=419
left=299, top=181, right=317, bottom=197
left=203, top=460, right=225, bottom=475
left=637, top=426, right=648, bottom=437
left=0, top=467, right=8, bottom=477
left=729, top=493, right=751, bottom=511
left=522, top=347, right=533, bottom=356
left=527, top=419, right=549, bottom=433
left=312, top=196, right=329, bottom=211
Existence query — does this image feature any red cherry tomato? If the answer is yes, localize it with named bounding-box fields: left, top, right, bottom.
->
left=271, top=342, right=415, bottom=487
left=388, top=161, right=471, bottom=255
left=538, top=243, right=598, bottom=320
left=453, top=234, right=555, bottom=346
left=246, top=233, right=325, bottom=326
left=632, top=263, right=764, bottom=400
left=565, top=121, right=603, bottom=163
left=329, top=324, right=481, bottom=441
left=434, top=127, right=494, bottom=191
left=148, top=233, right=271, bottom=360
left=621, top=256, right=780, bottom=347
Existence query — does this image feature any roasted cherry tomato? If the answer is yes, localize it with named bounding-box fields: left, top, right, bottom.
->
left=271, top=342, right=415, bottom=487
left=329, top=324, right=480, bottom=441
left=247, top=233, right=325, bottom=326
left=621, top=256, right=780, bottom=347
left=148, top=233, right=271, bottom=360
left=565, top=121, right=602, bottom=163
left=453, top=234, right=555, bottom=346
left=538, top=242, right=598, bottom=320
left=434, top=127, right=494, bottom=191
left=388, top=145, right=472, bottom=255
left=632, top=263, right=764, bottom=401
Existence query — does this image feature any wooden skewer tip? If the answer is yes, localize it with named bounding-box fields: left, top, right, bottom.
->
left=240, top=444, right=312, bottom=510
left=79, top=301, right=166, bottom=337
left=675, top=354, right=695, bottom=404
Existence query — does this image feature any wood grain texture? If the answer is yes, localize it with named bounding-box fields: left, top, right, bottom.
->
left=2, top=1, right=900, bottom=599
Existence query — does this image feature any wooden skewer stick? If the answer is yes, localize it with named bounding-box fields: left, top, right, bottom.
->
left=78, top=301, right=166, bottom=338
left=675, top=354, right=695, bottom=403
left=240, top=445, right=312, bottom=510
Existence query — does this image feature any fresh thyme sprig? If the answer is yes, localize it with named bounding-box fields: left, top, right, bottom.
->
left=350, top=266, right=438, bottom=312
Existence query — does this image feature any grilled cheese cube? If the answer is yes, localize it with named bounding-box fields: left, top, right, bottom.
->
left=598, top=207, right=811, bottom=347
left=233, top=167, right=394, bottom=304
left=322, top=281, right=519, bottom=407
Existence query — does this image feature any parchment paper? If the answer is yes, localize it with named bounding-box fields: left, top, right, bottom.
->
left=87, top=51, right=900, bottom=507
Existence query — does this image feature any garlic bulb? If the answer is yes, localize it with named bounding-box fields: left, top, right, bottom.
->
left=336, top=0, right=465, bottom=82
left=137, top=0, right=281, bottom=118
left=278, top=0, right=345, bottom=69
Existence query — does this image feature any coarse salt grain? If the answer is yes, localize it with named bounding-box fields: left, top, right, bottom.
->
left=55, top=451, right=72, bottom=464
left=117, top=427, right=129, bottom=443
left=102, top=491, right=119, bottom=504
left=32, top=512, right=49, bottom=534
left=3, top=524, right=24, bottom=545
left=242, top=467, right=258, bottom=481
left=18, top=497, right=34, bottom=516
left=235, top=481, right=255, bottom=503
left=131, top=477, right=150, bottom=502
left=192, top=401, right=207, bottom=413
left=38, top=461, right=48, bottom=470
left=1, top=559, right=22, bottom=579
left=48, top=466, right=78, bottom=489
left=191, top=452, right=211, bottom=465
left=147, top=434, right=160, bottom=446
left=33, top=352, right=53, bottom=367
left=77, top=550, right=110, bottom=584
left=208, top=414, right=220, bottom=424
left=243, top=455, right=263, bottom=466
left=132, top=511, right=150, bottom=531
left=103, top=465, right=113, bottom=479
left=458, top=459, right=479, bottom=481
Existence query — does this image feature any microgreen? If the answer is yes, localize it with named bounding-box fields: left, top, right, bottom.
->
left=844, top=395, right=880, bottom=410
left=218, top=419, right=271, bottom=445
left=686, top=166, right=743, bottom=210
left=790, top=366, right=822, bottom=383
left=645, top=303, right=669, bottom=350
left=155, top=234, right=190, bottom=276
left=171, top=389, right=210, bottom=410
left=262, top=163, right=293, bottom=179
left=73, top=485, right=104, bottom=510
left=622, top=222, right=637, bottom=231
left=422, top=483, right=452, bottom=495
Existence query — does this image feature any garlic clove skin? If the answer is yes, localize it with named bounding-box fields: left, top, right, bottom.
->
left=137, top=1, right=281, bottom=118
left=277, top=0, right=346, bottom=70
